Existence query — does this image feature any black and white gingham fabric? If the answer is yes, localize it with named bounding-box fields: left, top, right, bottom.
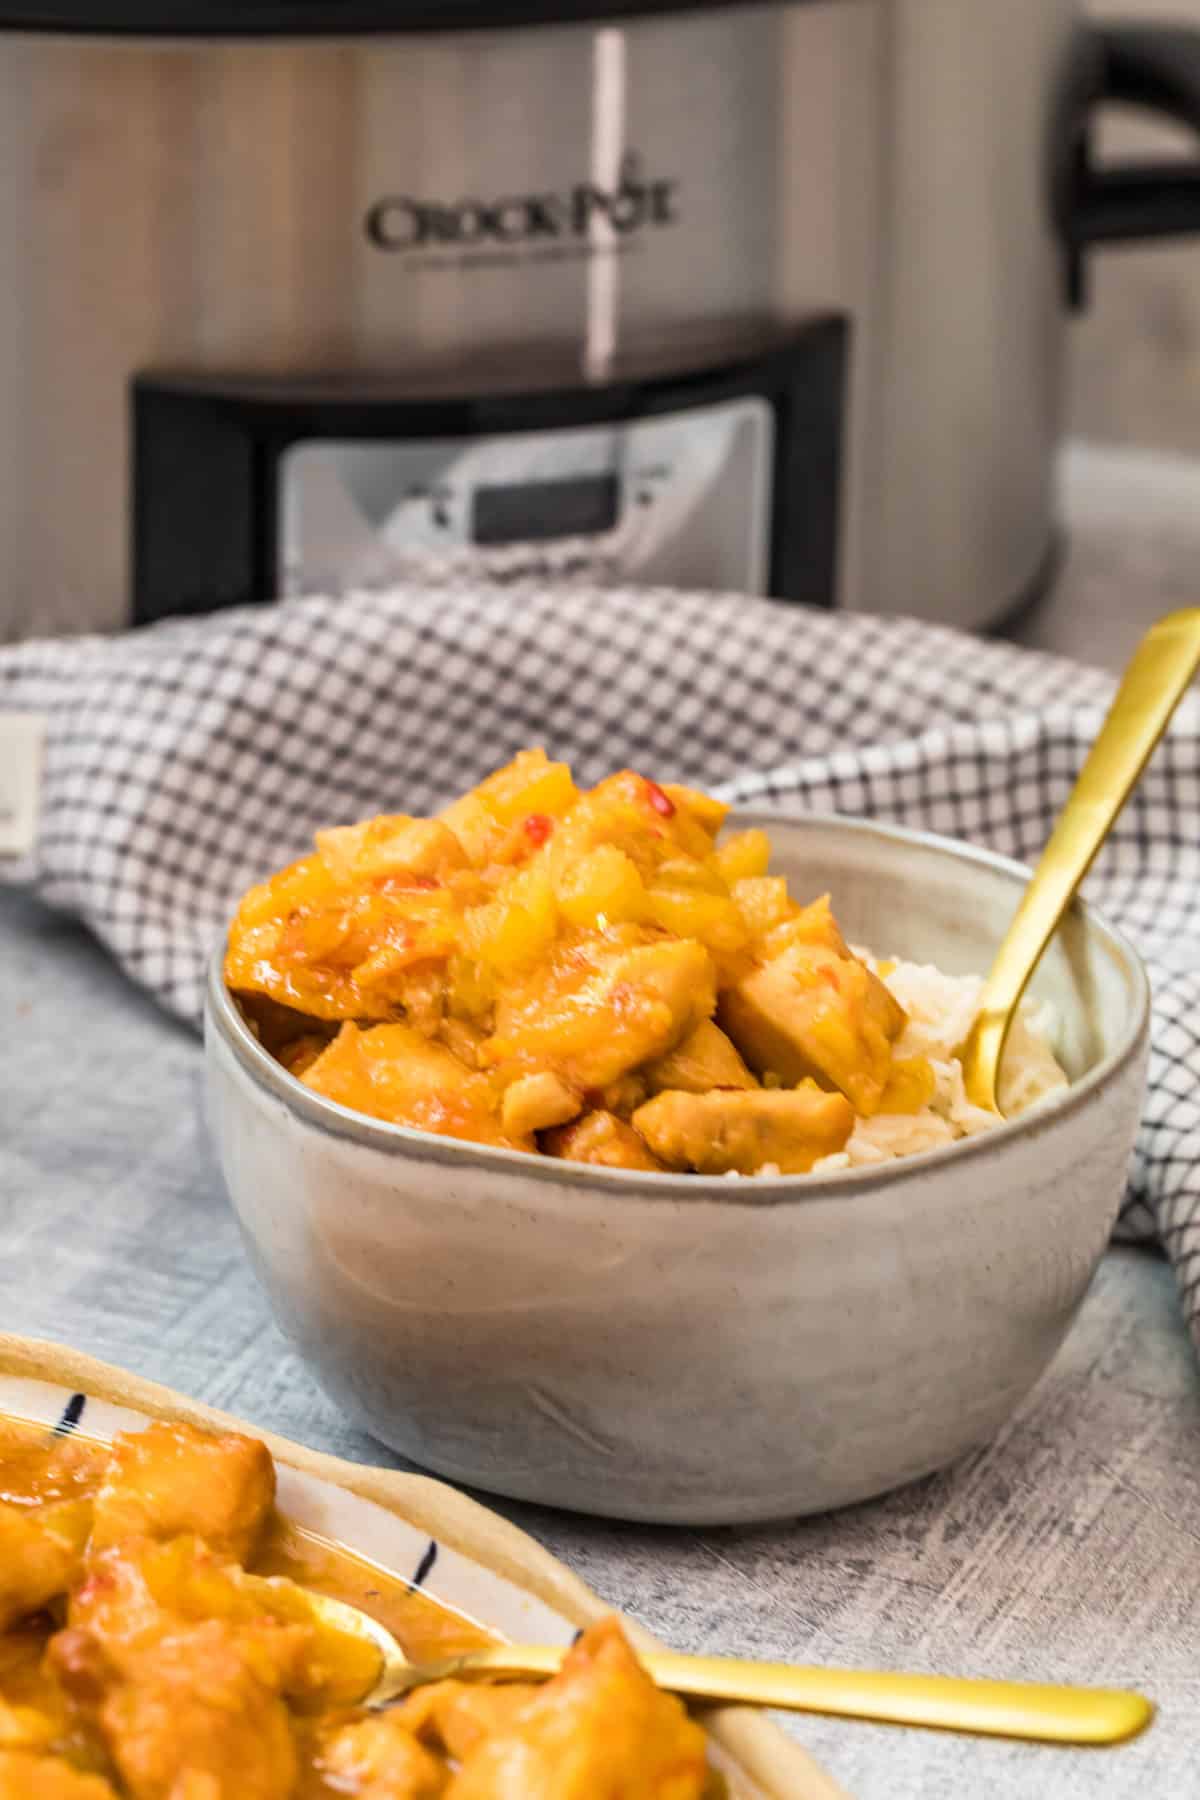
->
left=4, top=584, right=1200, bottom=1351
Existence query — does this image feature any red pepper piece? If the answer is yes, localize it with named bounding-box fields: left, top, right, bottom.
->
left=523, top=813, right=555, bottom=846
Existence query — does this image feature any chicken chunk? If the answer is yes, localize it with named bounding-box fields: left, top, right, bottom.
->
left=632, top=1085, right=854, bottom=1175
left=61, top=1533, right=375, bottom=1711
left=57, top=1542, right=167, bottom=1651
left=719, top=942, right=906, bottom=1116
left=397, top=1682, right=538, bottom=1765
left=0, top=1753, right=117, bottom=1800
left=302, top=1023, right=530, bottom=1151
left=643, top=1020, right=757, bottom=1096
left=276, top=1033, right=334, bottom=1079
left=499, top=1071, right=582, bottom=1137
left=488, top=939, right=716, bottom=1091
left=52, top=1617, right=305, bottom=1800
left=0, top=1501, right=86, bottom=1630
left=51, top=1541, right=312, bottom=1800
left=89, top=1422, right=275, bottom=1564
left=444, top=1616, right=708, bottom=1800
left=314, top=1712, right=449, bottom=1798
left=224, top=854, right=465, bottom=1023
left=541, top=1110, right=665, bottom=1172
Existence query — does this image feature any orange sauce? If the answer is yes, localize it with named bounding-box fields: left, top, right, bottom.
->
left=0, top=1417, right=105, bottom=1507
left=0, top=1415, right=490, bottom=1658
left=255, top=1518, right=494, bottom=1661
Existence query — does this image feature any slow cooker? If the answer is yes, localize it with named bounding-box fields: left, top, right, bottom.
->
left=4, top=0, right=1200, bottom=643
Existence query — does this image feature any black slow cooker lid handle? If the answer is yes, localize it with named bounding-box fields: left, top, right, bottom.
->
left=0, top=0, right=779, bottom=32
left=1055, top=20, right=1200, bottom=308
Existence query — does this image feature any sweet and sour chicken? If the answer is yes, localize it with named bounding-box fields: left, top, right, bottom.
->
left=227, top=752, right=930, bottom=1175
left=0, top=1417, right=712, bottom=1798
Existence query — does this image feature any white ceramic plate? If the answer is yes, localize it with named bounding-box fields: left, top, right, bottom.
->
left=0, top=1370, right=570, bottom=1652
left=0, top=1335, right=849, bottom=1800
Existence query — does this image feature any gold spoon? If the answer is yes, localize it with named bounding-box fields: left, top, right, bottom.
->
left=305, top=1590, right=1153, bottom=1746
left=962, top=607, right=1200, bottom=1114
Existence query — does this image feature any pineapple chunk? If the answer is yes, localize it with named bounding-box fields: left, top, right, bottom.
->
left=643, top=885, right=748, bottom=956
left=632, top=1086, right=853, bottom=1175
left=719, top=942, right=906, bottom=1116
left=462, top=865, right=557, bottom=978
left=555, top=846, right=647, bottom=929
left=315, top=816, right=466, bottom=885
left=877, top=1055, right=937, bottom=1115
left=713, top=828, right=771, bottom=886
left=439, top=749, right=576, bottom=866
left=730, top=883, right=850, bottom=962
left=730, top=876, right=794, bottom=941
left=542, top=1111, right=665, bottom=1172
left=487, top=939, right=716, bottom=1090
left=302, top=1023, right=529, bottom=1151
left=661, top=784, right=730, bottom=835
left=436, top=792, right=494, bottom=869
left=228, top=853, right=341, bottom=933
left=647, top=855, right=725, bottom=894
left=444, top=953, right=498, bottom=1025
left=758, top=891, right=850, bottom=962
left=546, top=771, right=712, bottom=883
left=644, top=1020, right=758, bottom=1095
left=475, top=749, right=577, bottom=826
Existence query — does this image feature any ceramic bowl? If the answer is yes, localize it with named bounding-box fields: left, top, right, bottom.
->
left=205, top=814, right=1150, bottom=1527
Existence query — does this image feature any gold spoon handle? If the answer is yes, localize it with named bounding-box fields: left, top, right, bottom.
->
left=964, top=607, right=1200, bottom=1111
left=396, top=1646, right=1152, bottom=1746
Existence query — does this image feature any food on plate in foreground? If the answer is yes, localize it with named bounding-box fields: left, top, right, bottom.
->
left=225, top=751, right=1069, bottom=1174
left=0, top=1414, right=713, bottom=1797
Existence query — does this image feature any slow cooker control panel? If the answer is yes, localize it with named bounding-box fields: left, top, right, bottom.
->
left=278, top=398, right=773, bottom=599
left=131, top=317, right=845, bottom=623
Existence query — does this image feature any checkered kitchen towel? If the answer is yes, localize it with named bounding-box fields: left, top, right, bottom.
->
left=3, top=584, right=1200, bottom=1349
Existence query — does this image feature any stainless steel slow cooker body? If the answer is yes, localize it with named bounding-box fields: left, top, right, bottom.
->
left=2, top=0, right=1200, bottom=642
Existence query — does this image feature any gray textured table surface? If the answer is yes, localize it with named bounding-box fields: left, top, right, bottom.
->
left=3, top=504, right=1200, bottom=1799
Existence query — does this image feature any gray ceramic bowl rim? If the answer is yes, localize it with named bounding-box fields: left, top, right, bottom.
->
left=206, top=811, right=1151, bottom=1206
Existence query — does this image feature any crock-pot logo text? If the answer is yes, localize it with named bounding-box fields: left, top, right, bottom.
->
left=365, top=153, right=679, bottom=267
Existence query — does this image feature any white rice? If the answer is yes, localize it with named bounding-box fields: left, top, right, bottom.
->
left=807, top=957, right=1070, bottom=1174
